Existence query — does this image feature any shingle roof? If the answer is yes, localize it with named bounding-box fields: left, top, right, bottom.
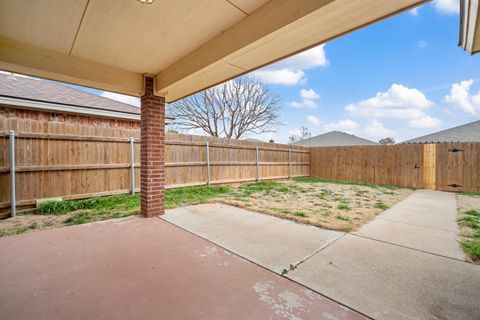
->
left=402, top=120, right=480, bottom=144
left=0, top=72, right=140, bottom=114
left=292, top=131, right=377, bottom=147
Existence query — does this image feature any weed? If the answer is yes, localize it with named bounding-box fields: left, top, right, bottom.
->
left=294, top=211, right=306, bottom=217
left=281, top=264, right=298, bottom=275
left=240, top=182, right=292, bottom=196
left=465, top=210, right=480, bottom=217
left=374, top=202, right=389, bottom=210
left=293, top=177, right=397, bottom=189
left=461, top=240, right=480, bottom=261
left=337, top=203, right=351, bottom=211
left=43, top=221, right=54, bottom=227
left=274, top=208, right=291, bottom=215
left=336, top=215, right=351, bottom=221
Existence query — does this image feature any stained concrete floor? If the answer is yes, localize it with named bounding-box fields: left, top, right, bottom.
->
left=164, top=190, right=480, bottom=320
left=0, top=216, right=365, bottom=320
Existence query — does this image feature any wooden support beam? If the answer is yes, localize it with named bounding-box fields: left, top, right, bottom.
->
left=0, top=37, right=143, bottom=96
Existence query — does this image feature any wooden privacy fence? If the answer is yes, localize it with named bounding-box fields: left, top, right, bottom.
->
left=0, top=130, right=309, bottom=216
left=310, top=143, right=480, bottom=193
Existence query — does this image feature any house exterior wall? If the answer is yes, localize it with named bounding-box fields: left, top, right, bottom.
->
left=0, top=105, right=141, bottom=130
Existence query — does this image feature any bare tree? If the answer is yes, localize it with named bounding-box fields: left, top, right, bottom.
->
left=168, top=76, right=280, bottom=139
left=288, top=126, right=311, bottom=144
left=378, top=137, right=395, bottom=145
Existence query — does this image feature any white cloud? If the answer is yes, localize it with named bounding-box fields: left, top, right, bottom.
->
left=288, top=88, right=320, bottom=109
left=445, top=79, right=480, bottom=115
left=253, top=69, right=305, bottom=85
left=363, top=120, right=394, bottom=139
left=300, top=89, right=320, bottom=100
left=410, top=7, right=420, bottom=15
left=433, top=0, right=459, bottom=15
left=346, top=83, right=442, bottom=132
left=408, top=115, right=442, bottom=128
left=252, top=45, right=328, bottom=85
left=418, top=40, right=427, bottom=49
left=324, top=119, right=359, bottom=134
left=307, top=115, right=320, bottom=126
left=101, top=91, right=140, bottom=107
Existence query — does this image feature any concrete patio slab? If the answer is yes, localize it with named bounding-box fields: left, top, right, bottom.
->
left=163, top=203, right=345, bottom=273
left=0, top=216, right=365, bottom=320
left=288, top=234, right=480, bottom=320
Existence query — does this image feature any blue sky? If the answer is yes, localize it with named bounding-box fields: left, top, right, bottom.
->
left=52, top=0, right=480, bottom=143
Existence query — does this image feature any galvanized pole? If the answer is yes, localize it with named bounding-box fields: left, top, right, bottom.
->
left=206, top=141, right=211, bottom=186
left=129, top=137, right=135, bottom=194
left=288, top=148, right=292, bottom=180
left=9, top=130, right=16, bottom=217
left=256, top=146, right=260, bottom=182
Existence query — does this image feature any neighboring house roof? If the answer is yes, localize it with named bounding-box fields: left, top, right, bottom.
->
left=402, top=120, right=480, bottom=144
left=292, top=131, right=377, bottom=147
left=0, top=73, right=171, bottom=122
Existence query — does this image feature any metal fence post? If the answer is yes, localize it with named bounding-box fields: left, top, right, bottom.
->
left=206, top=141, right=211, bottom=186
left=256, top=146, right=260, bottom=182
left=9, top=130, right=16, bottom=217
left=288, top=148, right=292, bottom=180
left=129, top=137, right=135, bottom=194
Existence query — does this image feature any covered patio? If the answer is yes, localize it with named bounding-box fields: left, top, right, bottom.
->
left=0, top=0, right=428, bottom=218
left=2, top=1, right=479, bottom=319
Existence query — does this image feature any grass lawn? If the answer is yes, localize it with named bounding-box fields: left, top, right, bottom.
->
left=457, top=193, right=480, bottom=263
left=0, top=178, right=412, bottom=237
left=221, top=178, right=412, bottom=231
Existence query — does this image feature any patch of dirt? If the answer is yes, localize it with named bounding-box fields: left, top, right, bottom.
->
left=0, top=213, right=74, bottom=237
left=458, top=194, right=480, bottom=213
left=220, top=180, right=413, bottom=232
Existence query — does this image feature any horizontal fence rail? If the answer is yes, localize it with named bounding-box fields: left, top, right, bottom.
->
left=0, top=125, right=309, bottom=216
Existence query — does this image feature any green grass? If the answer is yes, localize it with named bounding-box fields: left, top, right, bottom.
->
left=294, top=211, right=306, bottom=217
left=38, top=186, right=230, bottom=226
left=239, top=181, right=293, bottom=196
left=459, top=209, right=480, bottom=261
left=165, top=186, right=230, bottom=208
left=37, top=194, right=140, bottom=215
left=336, top=215, right=351, bottom=221
left=460, top=192, right=480, bottom=197
left=293, top=177, right=397, bottom=189
left=374, top=202, right=389, bottom=210
left=337, top=203, right=351, bottom=211
left=317, top=189, right=333, bottom=199
left=461, top=240, right=480, bottom=261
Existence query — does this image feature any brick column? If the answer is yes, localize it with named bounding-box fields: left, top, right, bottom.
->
left=140, top=76, right=165, bottom=217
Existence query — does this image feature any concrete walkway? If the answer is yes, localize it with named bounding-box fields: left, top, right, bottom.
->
left=164, top=190, right=480, bottom=320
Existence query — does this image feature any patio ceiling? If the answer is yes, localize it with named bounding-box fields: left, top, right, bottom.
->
left=0, top=0, right=427, bottom=102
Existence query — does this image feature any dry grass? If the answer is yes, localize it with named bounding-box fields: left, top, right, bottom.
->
left=1, top=179, right=413, bottom=237
left=220, top=178, right=413, bottom=232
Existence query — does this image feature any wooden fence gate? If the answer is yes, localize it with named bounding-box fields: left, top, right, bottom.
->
left=435, top=142, right=480, bottom=193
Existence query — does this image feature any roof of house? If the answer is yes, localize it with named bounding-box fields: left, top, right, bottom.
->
left=0, top=72, right=140, bottom=114
left=402, top=120, right=480, bottom=144
left=292, top=131, right=377, bottom=147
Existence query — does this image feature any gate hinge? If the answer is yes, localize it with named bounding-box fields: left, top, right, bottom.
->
left=447, top=184, right=463, bottom=188
left=448, top=148, right=463, bottom=153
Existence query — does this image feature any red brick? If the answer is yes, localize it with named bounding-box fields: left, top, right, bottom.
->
left=140, top=77, right=166, bottom=217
